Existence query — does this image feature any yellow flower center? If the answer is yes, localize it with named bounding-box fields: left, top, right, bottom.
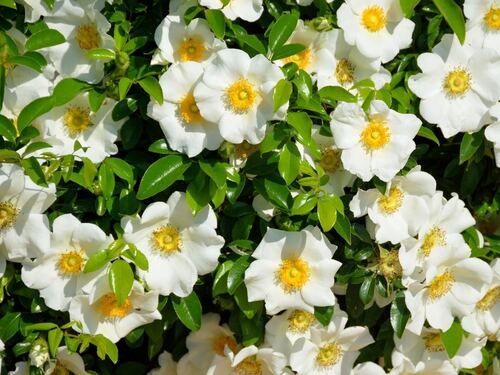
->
left=287, top=310, right=315, bottom=333
left=226, top=79, right=257, bottom=113
left=428, top=271, right=454, bottom=300
left=212, top=335, right=238, bottom=356
left=443, top=68, right=471, bottom=97
left=476, top=286, right=500, bottom=311
left=282, top=48, right=312, bottom=70
left=276, top=257, right=310, bottom=292
left=151, top=225, right=182, bottom=254
left=52, top=362, right=70, bottom=375
left=320, top=147, right=342, bottom=173
left=57, top=250, right=86, bottom=276
left=484, top=7, right=500, bottom=30
left=316, top=342, right=343, bottom=367
left=420, top=226, right=446, bottom=257
left=423, top=332, right=445, bottom=352
left=96, top=293, right=132, bottom=318
left=360, top=118, right=390, bottom=150
left=378, top=249, right=403, bottom=280
left=76, top=24, right=100, bottom=50
left=378, top=187, right=404, bottom=214
left=178, top=37, right=205, bottom=62
left=0, top=201, right=18, bottom=230
left=64, top=106, right=93, bottom=137
left=235, top=356, right=262, bottom=375
left=361, top=5, right=387, bottom=32
left=235, top=141, right=259, bottom=159
left=335, top=58, right=355, bottom=86
left=179, top=93, right=203, bottom=124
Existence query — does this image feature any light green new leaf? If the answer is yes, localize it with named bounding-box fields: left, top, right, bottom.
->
left=138, top=76, right=163, bottom=104
left=278, top=142, right=301, bottom=185
left=108, top=259, right=134, bottom=306
left=317, top=194, right=338, bottom=232
left=25, top=29, right=65, bottom=51
left=204, top=9, right=225, bottom=39
left=273, top=79, right=292, bottom=112
left=0, top=0, right=16, bottom=9
left=442, top=321, right=463, bottom=358
left=399, top=0, right=420, bottom=17
left=86, top=48, right=116, bottom=60
left=432, top=0, right=466, bottom=44
left=318, top=86, right=357, bottom=104
left=52, top=78, right=90, bottom=106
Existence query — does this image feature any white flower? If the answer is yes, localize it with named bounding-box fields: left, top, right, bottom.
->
left=289, top=309, right=374, bottom=375
left=45, top=347, right=90, bottom=375
left=485, top=103, right=500, bottom=167
left=69, top=277, right=161, bottom=343
left=244, top=226, right=341, bottom=314
left=408, top=34, right=500, bottom=138
left=153, top=16, right=226, bottom=65
left=21, top=214, right=113, bottom=311
left=298, top=126, right=356, bottom=196
left=393, top=326, right=486, bottom=371
left=37, top=93, right=125, bottom=163
left=8, top=362, right=29, bottom=375
left=350, top=166, right=436, bottom=244
left=464, top=0, right=500, bottom=54
left=337, top=0, right=415, bottom=63
left=122, top=191, right=224, bottom=297
left=390, top=357, right=457, bottom=375
left=147, top=62, right=223, bottom=157
left=352, top=362, right=386, bottom=375
left=330, top=100, right=421, bottom=182
left=316, top=29, right=391, bottom=90
left=404, top=247, right=492, bottom=333
left=200, top=0, right=263, bottom=22
left=194, top=49, right=288, bottom=144
left=399, top=192, right=475, bottom=278
left=461, top=259, right=500, bottom=340
left=265, top=309, right=320, bottom=360
left=147, top=352, right=177, bottom=375
left=44, top=0, right=114, bottom=83
left=29, top=339, right=49, bottom=368
left=252, top=194, right=276, bottom=222
left=0, top=164, right=56, bottom=261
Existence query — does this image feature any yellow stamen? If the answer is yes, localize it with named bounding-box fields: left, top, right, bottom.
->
left=235, top=356, right=262, bottom=375
left=335, top=58, right=355, bottom=86
left=276, top=257, right=310, bottom=292
left=361, top=6, right=387, bottom=32
left=287, top=310, right=315, bottom=333
left=178, top=37, right=205, bottom=62
left=420, top=226, right=446, bottom=257
left=235, top=141, right=259, bottom=159
left=226, top=79, right=257, bottom=113
left=476, top=286, right=500, bottom=311
left=423, top=332, right=445, bottom=352
left=428, top=271, right=454, bottom=300
left=320, top=147, right=342, bottom=173
left=57, top=250, right=86, bottom=276
left=443, top=68, right=471, bottom=97
left=378, top=187, right=404, bottom=214
left=52, top=362, right=70, bottom=375
left=76, top=24, right=100, bottom=50
left=378, top=248, right=402, bottom=280
left=96, top=293, right=132, bottom=318
left=282, top=48, right=312, bottom=70
left=316, top=342, right=343, bottom=367
left=64, top=106, right=93, bottom=137
left=484, top=7, right=500, bottom=30
left=151, top=225, right=182, bottom=254
left=0, top=201, right=18, bottom=230
left=360, top=118, right=390, bottom=150
left=212, top=335, right=238, bottom=356
left=179, top=93, right=203, bottom=124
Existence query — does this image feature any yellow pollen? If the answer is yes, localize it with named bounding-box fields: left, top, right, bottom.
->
left=316, top=342, right=342, bottom=367
left=151, top=225, right=182, bottom=254
left=235, top=356, right=262, bottom=375
left=378, top=187, right=404, bottom=214
left=226, top=79, right=257, bottom=113
left=212, top=335, right=238, bottom=356
left=276, top=257, right=310, bottom=292
left=235, top=141, right=259, bottom=159
left=378, top=249, right=402, bottom=280
left=423, top=332, right=445, bottom=352
left=420, top=226, right=446, bottom=257
left=76, top=24, right=100, bottom=50
left=64, top=106, right=93, bottom=137
left=484, top=7, right=500, bottom=29
left=52, top=362, right=70, bottom=375
left=428, top=271, right=454, bottom=300
left=96, top=293, right=132, bottom=318
left=360, top=118, right=390, bottom=150
left=320, top=147, right=342, bottom=173
left=287, top=310, right=315, bottom=333
left=178, top=37, right=205, bottom=62
left=335, top=58, right=355, bottom=86
left=476, top=286, right=500, bottom=311
left=361, top=5, right=387, bottom=32
left=179, top=93, right=203, bottom=124
left=0, top=201, right=18, bottom=230
left=282, top=48, right=312, bottom=70
left=57, top=250, right=86, bottom=276
left=443, top=68, right=471, bottom=97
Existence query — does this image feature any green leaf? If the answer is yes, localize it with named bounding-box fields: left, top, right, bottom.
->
left=47, top=328, right=63, bottom=357
left=0, top=149, right=20, bottom=162
left=227, top=256, right=251, bottom=295
left=287, top=111, right=312, bottom=144
left=118, top=77, right=133, bottom=100
left=0, top=65, right=4, bottom=111
left=21, top=157, right=47, bottom=186
left=271, top=43, right=305, bottom=60
left=105, top=157, right=135, bottom=185
left=137, top=155, right=191, bottom=200
left=24, top=322, right=58, bottom=332
left=442, top=321, right=463, bottom=358
left=0, top=0, right=16, bottom=9
left=25, top=29, right=65, bottom=51
left=291, top=193, right=317, bottom=216
left=390, top=291, right=410, bottom=337
left=318, top=86, right=357, bottom=104
left=6, top=55, right=43, bottom=72
left=278, top=142, right=300, bottom=185
left=268, top=12, right=299, bottom=52
left=93, top=335, right=119, bottom=364
left=186, top=170, right=211, bottom=213
left=98, top=163, right=115, bottom=199
left=417, top=126, right=440, bottom=145
left=254, top=177, right=291, bottom=211
left=204, top=9, right=225, bottom=39
left=432, top=0, right=466, bottom=44
left=17, top=96, right=54, bottom=132
left=86, top=48, right=115, bottom=60
left=273, top=79, right=292, bottom=112
left=83, top=249, right=109, bottom=273
left=199, top=161, right=227, bottom=188
left=138, top=76, right=163, bottom=104
left=0, top=312, right=21, bottom=341
left=334, top=212, right=351, bottom=244
left=89, top=89, right=106, bottom=112
left=317, top=195, right=339, bottom=232
left=0, top=114, right=17, bottom=141
left=459, top=131, right=483, bottom=164
left=234, top=284, right=262, bottom=319
left=400, top=0, right=421, bottom=17
left=52, top=78, right=90, bottom=106
left=112, top=98, right=138, bottom=121
left=108, top=260, right=134, bottom=306
left=172, top=292, right=202, bottom=331
left=125, top=243, right=149, bottom=271
left=314, top=306, right=334, bottom=326
left=359, top=276, right=375, bottom=305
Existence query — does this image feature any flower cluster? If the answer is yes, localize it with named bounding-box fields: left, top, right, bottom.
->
left=0, top=0, right=499, bottom=374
